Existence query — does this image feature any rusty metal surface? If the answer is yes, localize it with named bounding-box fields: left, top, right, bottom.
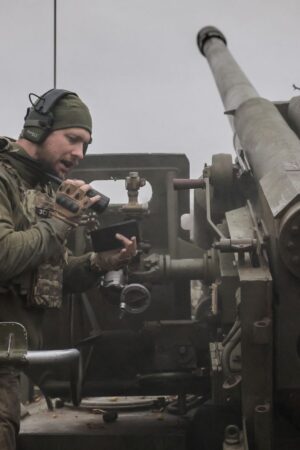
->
left=18, top=398, right=188, bottom=450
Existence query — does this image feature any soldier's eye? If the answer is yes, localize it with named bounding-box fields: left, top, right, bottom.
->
left=67, top=135, right=78, bottom=144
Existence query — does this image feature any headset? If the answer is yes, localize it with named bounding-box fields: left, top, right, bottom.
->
left=22, top=88, right=78, bottom=144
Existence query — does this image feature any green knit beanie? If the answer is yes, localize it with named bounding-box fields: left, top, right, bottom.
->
left=51, top=93, right=92, bottom=134
left=21, top=92, right=92, bottom=143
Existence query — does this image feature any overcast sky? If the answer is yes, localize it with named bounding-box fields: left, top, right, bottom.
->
left=1, top=0, right=300, bottom=180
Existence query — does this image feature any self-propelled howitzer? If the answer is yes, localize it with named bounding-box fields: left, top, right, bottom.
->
left=12, top=25, right=300, bottom=450
left=195, top=26, right=300, bottom=449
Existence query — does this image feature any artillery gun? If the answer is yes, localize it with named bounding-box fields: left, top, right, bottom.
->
left=4, top=25, right=300, bottom=450
left=193, top=25, right=300, bottom=450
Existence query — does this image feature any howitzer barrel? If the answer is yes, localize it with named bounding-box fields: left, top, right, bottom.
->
left=197, top=26, right=300, bottom=182
left=197, top=26, right=300, bottom=278
left=197, top=26, right=258, bottom=111
left=234, top=97, right=300, bottom=181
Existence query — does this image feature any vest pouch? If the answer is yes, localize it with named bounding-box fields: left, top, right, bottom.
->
left=27, top=263, right=63, bottom=309
left=21, top=185, right=63, bottom=308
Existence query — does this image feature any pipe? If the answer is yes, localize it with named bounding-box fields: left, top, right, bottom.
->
left=222, top=327, right=241, bottom=379
left=26, top=348, right=80, bottom=365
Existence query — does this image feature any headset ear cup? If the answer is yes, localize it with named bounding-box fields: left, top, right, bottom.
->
left=22, top=109, right=53, bottom=143
left=22, top=126, right=51, bottom=143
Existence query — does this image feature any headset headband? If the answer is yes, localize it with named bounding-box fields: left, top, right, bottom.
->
left=33, top=89, right=76, bottom=112
left=23, top=89, right=77, bottom=143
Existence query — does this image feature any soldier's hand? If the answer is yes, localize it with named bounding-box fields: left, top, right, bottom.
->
left=52, top=179, right=100, bottom=227
left=90, top=234, right=137, bottom=272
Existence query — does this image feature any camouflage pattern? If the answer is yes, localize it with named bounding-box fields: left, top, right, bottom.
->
left=22, top=188, right=67, bottom=309
left=30, top=263, right=64, bottom=308
left=0, top=138, right=99, bottom=313
left=0, top=158, right=66, bottom=309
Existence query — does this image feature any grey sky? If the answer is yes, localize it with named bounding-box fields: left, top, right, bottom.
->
left=1, top=0, right=300, bottom=178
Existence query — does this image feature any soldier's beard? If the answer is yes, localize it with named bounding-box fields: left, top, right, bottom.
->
left=31, top=157, right=65, bottom=182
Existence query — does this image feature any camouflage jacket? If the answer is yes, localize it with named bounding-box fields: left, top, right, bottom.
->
left=0, top=138, right=99, bottom=309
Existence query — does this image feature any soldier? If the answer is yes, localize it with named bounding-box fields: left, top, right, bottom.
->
left=0, top=89, right=137, bottom=450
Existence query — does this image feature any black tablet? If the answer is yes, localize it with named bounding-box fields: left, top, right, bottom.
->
left=90, top=220, right=139, bottom=252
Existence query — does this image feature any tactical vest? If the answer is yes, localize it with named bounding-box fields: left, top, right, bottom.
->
left=0, top=138, right=66, bottom=309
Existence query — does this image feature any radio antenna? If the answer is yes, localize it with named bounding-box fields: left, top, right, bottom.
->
left=54, top=0, right=57, bottom=88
